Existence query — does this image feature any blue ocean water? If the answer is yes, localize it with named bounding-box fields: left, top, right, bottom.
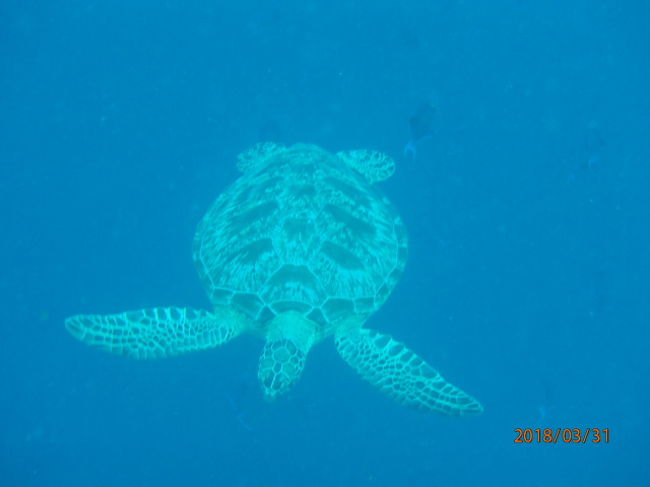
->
left=1, top=1, right=648, bottom=485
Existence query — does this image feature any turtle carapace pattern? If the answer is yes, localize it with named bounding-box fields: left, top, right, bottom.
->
left=66, top=143, right=482, bottom=417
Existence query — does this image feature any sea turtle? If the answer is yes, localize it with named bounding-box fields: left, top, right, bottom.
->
left=66, top=142, right=482, bottom=416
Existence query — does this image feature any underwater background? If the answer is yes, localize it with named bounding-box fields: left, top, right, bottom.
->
left=1, top=1, right=648, bottom=485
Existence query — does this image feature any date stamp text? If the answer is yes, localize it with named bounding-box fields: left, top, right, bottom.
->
left=514, top=428, right=610, bottom=444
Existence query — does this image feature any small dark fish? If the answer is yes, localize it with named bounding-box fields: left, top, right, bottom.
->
left=405, top=96, right=438, bottom=159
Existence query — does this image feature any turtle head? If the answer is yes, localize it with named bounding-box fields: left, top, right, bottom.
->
left=258, top=311, right=320, bottom=401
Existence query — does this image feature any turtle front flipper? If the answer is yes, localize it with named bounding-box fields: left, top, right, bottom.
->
left=65, top=306, right=249, bottom=359
left=258, top=311, right=320, bottom=400
left=335, top=328, right=483, bottom=416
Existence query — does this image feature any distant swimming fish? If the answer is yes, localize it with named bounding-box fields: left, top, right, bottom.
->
left=224, top=380, right=255, bottom=432
left=585, top=123, right=605, bottom=170
left=404, top=96, right=438, bottom=159
left=258, top=119, right=284, bottom=144
left=567, top=122, right=606, bottom=183
left=537, top=380, right=554, bottom=421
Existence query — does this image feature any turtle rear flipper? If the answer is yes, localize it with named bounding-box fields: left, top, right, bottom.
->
left=65, top=307, right=248, bottom=359
left=335, top=328, right=483, bottom=416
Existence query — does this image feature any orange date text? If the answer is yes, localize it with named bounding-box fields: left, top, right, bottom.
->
left=514, top=428, right=610, bottom=444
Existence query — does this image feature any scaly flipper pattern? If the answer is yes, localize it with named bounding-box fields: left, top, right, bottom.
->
left=335, top=328, right=483, bottom=416
left=65, top=307, right=248, bottom=359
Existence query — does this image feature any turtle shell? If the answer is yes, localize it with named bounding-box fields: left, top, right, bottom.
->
left=192, top=144, right=407, bottom=333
